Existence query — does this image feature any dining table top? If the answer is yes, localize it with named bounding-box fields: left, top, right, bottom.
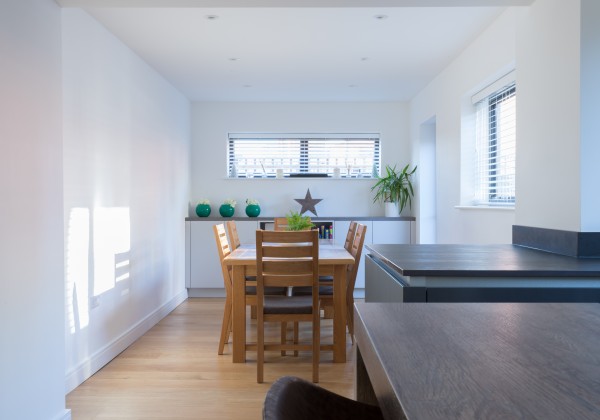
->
left=223, top=242, right=355, bottom=266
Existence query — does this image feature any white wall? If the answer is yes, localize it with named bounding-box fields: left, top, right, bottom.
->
left=515, top=0, right=581, bottom=231
left=191, top=102, right=410, bottom=217
left=0, top=1, right=68, bottom=419
left=410, top=9, right=519, bottom=244
left=62, top=9, right=190, bottom=392
left=579, top=0, right=600, bottom=232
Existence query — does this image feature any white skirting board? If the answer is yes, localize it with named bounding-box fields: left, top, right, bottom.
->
left=53, top=409, right=72, bottom=420
left=64, top=289, right=188, bottom=394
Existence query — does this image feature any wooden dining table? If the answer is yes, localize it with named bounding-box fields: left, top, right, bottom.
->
left=223, top=243, right=354, bottom=363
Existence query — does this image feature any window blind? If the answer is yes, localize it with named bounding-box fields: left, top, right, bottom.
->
left=227, top=134, right=380, bottom=178
left=474, top=84, right=516, bottom=205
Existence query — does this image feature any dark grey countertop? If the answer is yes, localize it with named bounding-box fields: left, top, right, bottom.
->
left=185, top=216, right=415, bottom=222
left=366, top=244, right=600, bottom=277
left=354, top=302, right=600, bottom=419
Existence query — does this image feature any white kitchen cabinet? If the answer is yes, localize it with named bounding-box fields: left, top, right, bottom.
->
left=372, top=220, right=412, bottom=244
left=188, top=221, right=223, bottom=290
left=233, top=220, right=260, bottom=243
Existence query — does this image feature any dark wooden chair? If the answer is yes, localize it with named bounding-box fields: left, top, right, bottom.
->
left=263, top=376, right=384, bottom=420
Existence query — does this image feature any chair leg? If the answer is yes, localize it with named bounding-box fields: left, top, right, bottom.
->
left=293, top=322, right=299, bottom=357
left=347, top=297, right=355, bottom=344
left=281, top=322, right=287, bottom=356
left=257, top=314, right=264, bottom=383
left=313, top=314, right=320, bottom=383
left=218, top=295, right=232, bottom=355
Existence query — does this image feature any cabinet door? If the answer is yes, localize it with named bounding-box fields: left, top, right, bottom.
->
left=190, top=222, right=223, bottom=288
left=333, top=220, right=351, bottom=247
left=233, top=220, right=259, bottom=245
left=372, top=221, right=412, bottom=244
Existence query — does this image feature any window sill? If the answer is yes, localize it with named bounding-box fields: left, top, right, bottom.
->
left=223, top=177, right=375, bottom=181
left=455, top=205, right=515, bottom=211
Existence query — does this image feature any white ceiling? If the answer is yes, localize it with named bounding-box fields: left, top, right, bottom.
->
left=60, top=1, right=532, bottom=102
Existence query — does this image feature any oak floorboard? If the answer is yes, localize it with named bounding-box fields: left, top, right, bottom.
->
left=67, top=298, right=356, bottom=419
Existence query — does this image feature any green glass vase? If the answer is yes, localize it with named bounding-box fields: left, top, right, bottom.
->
left=195, top=204, right=211, bottom=217
left=219, top=204, right=235, bottom=218
left=245, top=204, right=260, bottom=217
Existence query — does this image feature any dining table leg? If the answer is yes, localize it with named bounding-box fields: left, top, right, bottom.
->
left=333, top=264, right=347, bottom=363
left=231, top=265, right=246, bottom=363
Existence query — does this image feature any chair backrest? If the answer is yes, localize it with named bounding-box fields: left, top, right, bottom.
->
left=256, top=230, right=319, bottom=302
left=347, top=224, right=367, bottom=295
left=273, top=217, right=289, bottom=231
left=343, top=221, right=358, bottom=252
left=213, top=224, right=233, bottom=293
left=226, top=220, right=241, bottom=250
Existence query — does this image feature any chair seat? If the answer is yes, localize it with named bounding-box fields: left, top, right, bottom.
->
left=263, top=376, right=384, bottom=420
left=291, top=286, right=333, bottom=296
left=246, top=286, right=287, bottom=295
left=264, top=295, right=313, bottom=315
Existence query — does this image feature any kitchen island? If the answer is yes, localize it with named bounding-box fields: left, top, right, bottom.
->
left=354, top=302, right=600, bottom=419
left=365, top=244, right=600, bottom=302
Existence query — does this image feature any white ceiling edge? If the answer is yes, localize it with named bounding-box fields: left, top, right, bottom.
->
left=57, top=0, right=534, bottom=7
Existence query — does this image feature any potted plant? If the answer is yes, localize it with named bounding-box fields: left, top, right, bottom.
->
left=219, top=198, right=236, bottom=217
left=195, top=199, right=211, bottom=217
left=245, top=198, right=261, bottom=217
left=371, top=164, right=417, bottom=216
left=285, top=211, right=315, bottom=231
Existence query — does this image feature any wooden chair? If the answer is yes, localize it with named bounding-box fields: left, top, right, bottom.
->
left=273, top=217, right=289, bottom=231
left=213, top=224, right=234, bottom=355
left=339, top=223, right=367, bottom=342
left=256, top=230, right=320, bottom=383
left=226, top=220, right=241, bottom=250
left=343, top=221, right=358, bottom=252
left=263, top=376, right=384, bottom=420
left=292, top=223, right=367, bottom=343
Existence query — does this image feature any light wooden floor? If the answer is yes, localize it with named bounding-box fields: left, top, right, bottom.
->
left=67, top=298, right=356, bottom=419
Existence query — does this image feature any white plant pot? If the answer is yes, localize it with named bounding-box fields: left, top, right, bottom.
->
left=385, top=202, right=399, bottom=217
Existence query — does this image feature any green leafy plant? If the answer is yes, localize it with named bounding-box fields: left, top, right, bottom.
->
left=285, top=211, right=314, bottom=231
left=371, top=164, right=417, bottom=213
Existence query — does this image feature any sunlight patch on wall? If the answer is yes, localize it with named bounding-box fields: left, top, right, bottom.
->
left=66, top=207, right=90, bottom=334
left=93, top=207, right=131, bottom=296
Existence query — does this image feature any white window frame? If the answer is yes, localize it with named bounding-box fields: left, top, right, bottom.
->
left=227, top=133, right=380, bottom=179
left=469, top=72, right=517, bottom=207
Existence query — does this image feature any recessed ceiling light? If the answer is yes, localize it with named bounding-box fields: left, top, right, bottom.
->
left=374, top=14, right=388, bottom=20
left=243, top=85, right=252, bottom=88
left=229, top=58, right=240, bottom=61
left=348, top=84, right=357, bottom=88
left=361, top=57, right=369, bottom=61
left=206, top=15, right=219, bottom=20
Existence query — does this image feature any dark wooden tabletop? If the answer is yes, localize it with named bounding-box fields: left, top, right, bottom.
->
left=354, top=302, right=600, bottom=420
left=366, top=244, right=600, bottom=277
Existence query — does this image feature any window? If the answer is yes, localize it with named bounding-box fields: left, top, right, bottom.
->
left=227, top=133, right=380, bottom=178
left=473, top=82, right=516, bottom=205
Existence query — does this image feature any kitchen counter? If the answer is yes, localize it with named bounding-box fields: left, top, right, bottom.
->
left=354, top=302, right=600, bottom=419
left=366, top=244, right=600, bottom=277
left=364, top=244, right=600, bottom=303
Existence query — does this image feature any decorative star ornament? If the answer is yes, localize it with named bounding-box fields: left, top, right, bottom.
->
left=294, top=189, right=322, bottom=216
